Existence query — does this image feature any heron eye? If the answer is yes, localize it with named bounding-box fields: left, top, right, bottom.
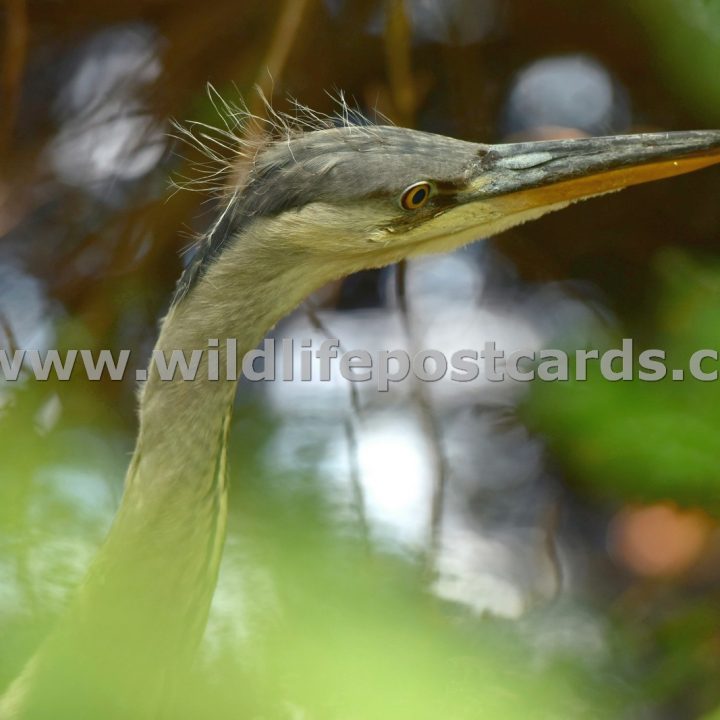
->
left=400, top=182, right=432, bottom=210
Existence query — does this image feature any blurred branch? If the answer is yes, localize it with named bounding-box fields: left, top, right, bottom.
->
left=541, top=501, right=563, bottom=601
left=395, top=265, right=450, bottom=572
left=247, top=0, right=314, bottom=118
left=384, top=0, right=448, bottom=571
left=0, top=310, right=19, bottom=355
left=420, top=383, right=449, bottom=567
left=304, top=301, right=371, bottom=548
left=304, top=301, right=362, bottom=420
left=1, top=0, right=28, bottom=153
left=344, top=418, right=372, bottom=552
left=383, top=0, right=416, bottom=127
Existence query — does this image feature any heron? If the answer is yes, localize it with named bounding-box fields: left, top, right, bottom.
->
left=3, top=103, right=720, bottom=718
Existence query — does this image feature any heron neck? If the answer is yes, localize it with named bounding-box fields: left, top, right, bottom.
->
left=130, top=226, right=336, bottom=513
left=18, top=227, right=339, bottom=718
left=108, top=229, right=331, bottom=630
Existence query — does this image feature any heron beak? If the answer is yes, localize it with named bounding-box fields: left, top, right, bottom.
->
left=466, top=130, right=720, bottom=214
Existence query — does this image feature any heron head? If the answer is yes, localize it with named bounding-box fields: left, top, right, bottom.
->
left=176, top=120, right=720, bottom=302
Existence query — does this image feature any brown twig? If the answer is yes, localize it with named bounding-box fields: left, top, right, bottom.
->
left=0, top=310, right=20, bottom=356
left=394, top=267, right=449, bottom=571
left=304, top=301, right=371, bottom=548
left=541, top=501, right=564, bottom=600
left=383, top=3, right=448, bottom=571
left=247, top=0, right=314, bottom=119
left=383, top=0, right=416, bottom=128
left=1, top=0, right=29, bottom=153
left=344, top=417, right=372, bottom=552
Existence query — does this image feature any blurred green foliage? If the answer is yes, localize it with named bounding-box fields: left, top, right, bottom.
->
left=626, top=0, right=720, bottom=123
left=527, top=250, right=720, bottom=508
left=161, top=405, right=624, bottom=719
left=0, top=397, right=626, bottom=719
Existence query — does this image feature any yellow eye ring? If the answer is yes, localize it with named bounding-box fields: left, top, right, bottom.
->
left=400, top=181, right=432, bottom=210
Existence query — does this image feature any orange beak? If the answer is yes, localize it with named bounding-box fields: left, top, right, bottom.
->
left=466, top=130, right=720, bottom=213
